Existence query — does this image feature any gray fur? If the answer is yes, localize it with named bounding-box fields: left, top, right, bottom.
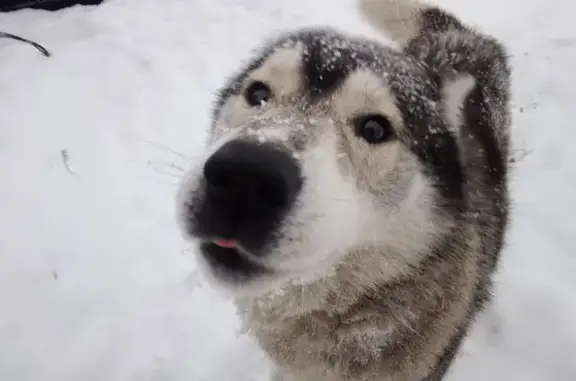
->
left=176, top=0, right=512, bottom=380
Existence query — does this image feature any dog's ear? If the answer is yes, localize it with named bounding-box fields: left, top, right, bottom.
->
left=440, top=73, right=476, bottom=135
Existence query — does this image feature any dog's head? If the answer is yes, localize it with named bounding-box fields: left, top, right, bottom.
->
left=177, top=29, right=472, bottom=296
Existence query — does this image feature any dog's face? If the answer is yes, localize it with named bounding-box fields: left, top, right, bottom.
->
left=177, top=29, right=471, bottom=296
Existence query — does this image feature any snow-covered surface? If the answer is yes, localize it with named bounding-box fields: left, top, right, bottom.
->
left=0, top=0, right=575, bottom=380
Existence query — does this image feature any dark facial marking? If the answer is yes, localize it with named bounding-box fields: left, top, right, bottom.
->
left=301, top=36, right=351, bottom=98
left=391, top=81, right=466, bottom=209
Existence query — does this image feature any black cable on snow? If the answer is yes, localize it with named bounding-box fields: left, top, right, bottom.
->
left=0, top=0, right=104, bottom=12
left=0, top=31, right=51, bottom=57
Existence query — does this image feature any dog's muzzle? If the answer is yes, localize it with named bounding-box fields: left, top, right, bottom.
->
left=182, top=139, right=303, bottom=282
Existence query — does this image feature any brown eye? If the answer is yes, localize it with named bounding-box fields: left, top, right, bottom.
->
left=244, top=81, right=272, bottom=106
left=356, top=115, right=393, bottom=144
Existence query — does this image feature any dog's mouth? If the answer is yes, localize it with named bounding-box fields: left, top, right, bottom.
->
left=199, top=239, right=271, bottom=280
left=212, top=239, right=237, bottom=249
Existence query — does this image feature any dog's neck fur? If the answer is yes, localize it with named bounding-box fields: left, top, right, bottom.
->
left=234, top=221, right=479, bottom=381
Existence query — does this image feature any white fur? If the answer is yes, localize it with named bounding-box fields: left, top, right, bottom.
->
left=358, top=0, right=430, bottom=47
left=176, top=26, right=450, bottom=300
left=263, top=130, right=370, bottom=273
left=332, top=69, right=405, bottom=127
left=442, top=74, right=476, bottom=136
left=249, top=48, right=304, bottom=97
left=179, top=124, right=371, bottom=296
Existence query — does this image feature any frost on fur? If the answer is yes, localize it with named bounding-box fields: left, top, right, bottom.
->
left=176, top=0, right=512, bottom=380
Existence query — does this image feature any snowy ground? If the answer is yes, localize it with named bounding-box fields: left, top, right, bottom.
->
left=0, top=0, right=575, bottom=380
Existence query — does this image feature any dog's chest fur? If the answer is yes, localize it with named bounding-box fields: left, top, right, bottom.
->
left=235, top=283, right=398, bottom=380
left=234, top=248, right=478, bottom=381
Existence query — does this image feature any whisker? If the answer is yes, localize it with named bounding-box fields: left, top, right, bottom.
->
left=146, top=164, right=182, bottom=180
left=140, top=138, right=191, bottom=160
left=146, top=160, right=186, bottom=175
left=163, top=162, right=187, bottom=172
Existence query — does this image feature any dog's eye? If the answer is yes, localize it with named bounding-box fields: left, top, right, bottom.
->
left=244, top=81, right=272, bottom=106
left=356, top=115, right=393, bottom=144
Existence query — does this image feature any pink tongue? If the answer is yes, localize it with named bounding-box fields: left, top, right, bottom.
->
left=213, top=239, right=236, bottom=249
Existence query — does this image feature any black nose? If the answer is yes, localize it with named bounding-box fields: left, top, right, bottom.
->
left=197, top=139, right=302, bottom=251
left=203, top=140, right=302, bottom=207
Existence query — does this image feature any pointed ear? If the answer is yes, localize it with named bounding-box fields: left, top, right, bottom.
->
left=440, top=73, right=476, bottom=135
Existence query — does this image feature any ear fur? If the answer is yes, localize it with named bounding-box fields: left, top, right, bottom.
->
left=441, top=73, right=476, bottom=135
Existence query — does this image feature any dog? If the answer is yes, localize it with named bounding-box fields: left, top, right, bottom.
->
left=176, top=0, right=512, bottom=379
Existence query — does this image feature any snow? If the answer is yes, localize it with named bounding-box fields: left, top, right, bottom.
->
left=0, top=0, right=575, bottom=380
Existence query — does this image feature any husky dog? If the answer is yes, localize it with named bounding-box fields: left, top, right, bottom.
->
left=176, top=0, right=511, bottom=379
